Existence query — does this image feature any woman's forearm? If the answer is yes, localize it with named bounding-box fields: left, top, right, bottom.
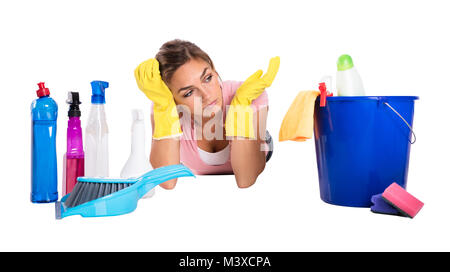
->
left=150, top=138, right=180, bottom=167
left=230, top=107, right=268, bottom=188
left=230, top=137, right=266, bottom=188
left=149, top=115, right=181, bottom=189
left=150, top=138, right=180, bottom=189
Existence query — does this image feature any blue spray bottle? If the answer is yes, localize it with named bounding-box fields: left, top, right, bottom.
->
left=31, top=82, right=58, bottom=203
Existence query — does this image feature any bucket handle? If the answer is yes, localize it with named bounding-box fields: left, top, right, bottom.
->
left=384, top=102, right=416, bottom=144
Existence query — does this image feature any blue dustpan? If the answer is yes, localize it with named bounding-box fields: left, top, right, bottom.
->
left=55, top=164, right=194, bottom=219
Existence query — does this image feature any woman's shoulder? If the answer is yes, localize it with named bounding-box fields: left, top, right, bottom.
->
left=221, top=80, right=242, bottom=106
left=222, top=80, right=243, bottom=94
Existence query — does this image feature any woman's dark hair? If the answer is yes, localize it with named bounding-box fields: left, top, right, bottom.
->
left=156, top=39, right=216, bottom=84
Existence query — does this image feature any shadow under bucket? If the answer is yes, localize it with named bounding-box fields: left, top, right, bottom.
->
left=313, top=96, right=418, bottom=207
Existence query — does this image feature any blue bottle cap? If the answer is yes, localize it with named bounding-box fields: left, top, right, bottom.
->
left=90, top=81, right=109, bottom=104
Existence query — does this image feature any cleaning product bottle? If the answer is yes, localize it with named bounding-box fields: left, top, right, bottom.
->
left=320, top=75, right=334, bottom=95
left=63, top=92, right=84, bottom=196
left=120, top=109, right=155, bottom=198
left=336, top=54, right=365, bottom=96
left=31, top=82, right=58, bottom=203
left=85, top=81, right=110, bottom=177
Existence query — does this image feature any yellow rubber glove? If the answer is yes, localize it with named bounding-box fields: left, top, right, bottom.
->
left=225, top=56, right=280, bottom=138
left=134, top=58, right=182, bottom=139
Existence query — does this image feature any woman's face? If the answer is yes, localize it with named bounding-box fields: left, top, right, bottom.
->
left=166, top=58, right=223, bottom=120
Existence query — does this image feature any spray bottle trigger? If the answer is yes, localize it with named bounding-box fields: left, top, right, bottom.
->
left=319, top=82, right=333, bottom=107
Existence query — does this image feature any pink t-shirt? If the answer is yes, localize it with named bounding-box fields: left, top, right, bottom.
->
left=152, top=80, right=268, bottom=175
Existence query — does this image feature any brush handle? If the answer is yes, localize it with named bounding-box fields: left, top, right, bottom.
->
left=77, top=164, right=193, bottom=186
left=77, top=176, right=138, bottom=183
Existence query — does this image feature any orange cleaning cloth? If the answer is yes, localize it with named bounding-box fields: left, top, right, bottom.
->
left=279, top=90, right=320, bottom=142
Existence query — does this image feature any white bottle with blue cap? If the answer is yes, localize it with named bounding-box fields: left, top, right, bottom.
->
left=85, top=81, right=110, bottom=177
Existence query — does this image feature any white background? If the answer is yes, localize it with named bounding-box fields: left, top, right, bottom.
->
left=1, top=0, right=449, bottom=251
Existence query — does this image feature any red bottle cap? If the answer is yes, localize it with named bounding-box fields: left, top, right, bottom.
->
left=36, top=82, right=50, bottom=97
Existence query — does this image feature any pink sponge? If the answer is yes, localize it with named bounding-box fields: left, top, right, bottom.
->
left=382, top=183, right=424, bottom=218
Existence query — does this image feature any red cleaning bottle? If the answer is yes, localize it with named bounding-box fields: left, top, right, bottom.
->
left=62, top=92, right=85, bottom=196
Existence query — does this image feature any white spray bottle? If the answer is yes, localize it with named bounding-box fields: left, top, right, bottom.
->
left=120, top=109, right=155, bottom=198
left=85, top=81, right=110, bottom=177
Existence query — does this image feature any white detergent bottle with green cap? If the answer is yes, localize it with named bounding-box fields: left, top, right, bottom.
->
left=85, top=81, right=110, bottom=177
left=120, top=109, right=155, bottom=198
left=336, top=54, right=365, bottom=96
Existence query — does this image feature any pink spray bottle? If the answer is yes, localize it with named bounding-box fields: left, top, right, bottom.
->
left=62, top=92, right=85, bottom=196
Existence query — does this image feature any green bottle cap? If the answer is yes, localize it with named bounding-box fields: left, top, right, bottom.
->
left=337, top=54, right=354, bottom=71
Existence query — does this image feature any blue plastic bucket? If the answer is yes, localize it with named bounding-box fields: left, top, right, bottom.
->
left=313, top=96, right=418, bottom=207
